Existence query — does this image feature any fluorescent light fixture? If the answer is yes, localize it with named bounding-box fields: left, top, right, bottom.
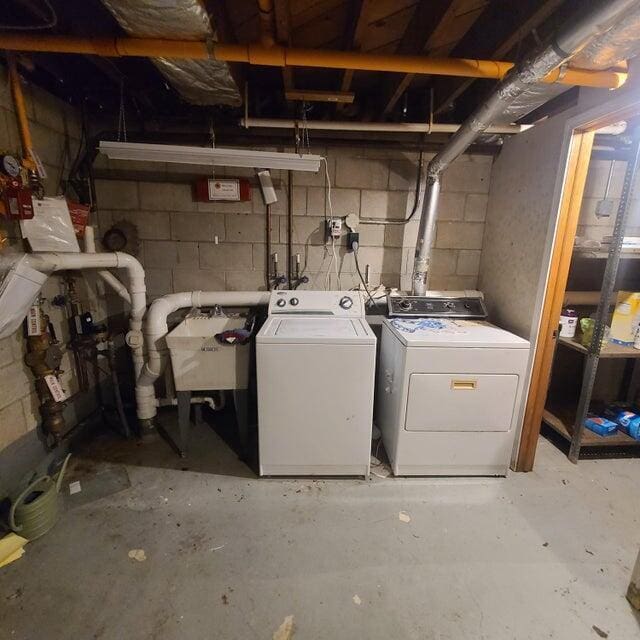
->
left=99, top=141, right=322, bottom=172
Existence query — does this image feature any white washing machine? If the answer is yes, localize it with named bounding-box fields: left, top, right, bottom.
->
left=257, top=290, right=376, bottom=476
left=376, top=305, right=529, bottom=476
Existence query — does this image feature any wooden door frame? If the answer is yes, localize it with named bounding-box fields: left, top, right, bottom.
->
left=515, top=95, right=640, bottom=472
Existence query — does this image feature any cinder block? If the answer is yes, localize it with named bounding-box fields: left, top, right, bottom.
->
left=176, top=242, right=199, bottom=267
left=287, top=216, right=326, bottom=245
left=197, top=198, right=254, bottom=214
left=0, top=400, right=27, bottom=450
left=106, top=211, right=171, bottom=241
left=441, top=159, right=491, bottom=193
left=293, top=157, right=334, bottom=187
left=0, top=337, right=13, bottom=368
left=351, top=246, right=402, bottom=275
left=388, top=160, right=420, bottom=190
left=0, top=361, right=31, bottom=411
left=457, top=250, right=481, bottom=276
left=335, top=157, right=388, bottom=189
left=358, top=223, right=385, bottom=247
left=140, top=182, right=196, bottom=211
left=438, top=192, right=466, bottom=221
left=145, top=269, right=173, bottom=296
left=252, top=242, right=289, bottom=274
left=173, top=268, right=225, bottom=292
left=464, top=193, right=489, bottom=221
left=200, top=243, right=253, bottom=270
left=430, top=249, right=458, bottom=276
left=291, top=186, right=307, bottom=216
left=226, top=214, right=269, bottom=243
left=435, top=222, right=485, bottom=249
left=384, top=225, right=405, bottom=248
left=330, top=188, right=360, bottom=216
left=225, top=271, right=268, bottom=291
left=143, top=241, right=178, bottom=268
left=429, top=275, right=478, bottom=291
left=32, top=88, right=67, bottom=134
left=30, top=121, right=64, bottom=167
left=171, top=212, right=224, bottom=242
left=306, top=187, right=326, bottom=216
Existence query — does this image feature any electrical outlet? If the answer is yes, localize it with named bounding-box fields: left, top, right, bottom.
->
left=327, top=218, right=342, bottom=240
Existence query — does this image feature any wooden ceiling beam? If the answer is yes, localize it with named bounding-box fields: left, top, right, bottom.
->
left=338, top=0, right=374, bottom=95
left=434, top=0, right=564, bottom=115
left=379, top=0, right=489, bottom=119
left=273, top=0, right=294, bottom=90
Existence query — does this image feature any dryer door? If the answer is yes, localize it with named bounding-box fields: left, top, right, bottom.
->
left=404, top=373, right=518, bottom=432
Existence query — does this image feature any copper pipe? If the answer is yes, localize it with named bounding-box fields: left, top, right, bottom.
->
left=7, top=53, right=36, bottom=170
left=0, top=34, right=627, bottom=89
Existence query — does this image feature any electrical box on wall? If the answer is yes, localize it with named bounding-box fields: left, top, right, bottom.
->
left=194, top=177, right=252, bottom=203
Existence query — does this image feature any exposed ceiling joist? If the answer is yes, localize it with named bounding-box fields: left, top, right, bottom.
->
left=273, top=0, right=294, bottom=90
left=434, top=0, right=565, bottom=115
left=338, top=0, right=374, bottom=94
left=379, top=0, right=489, bottom=118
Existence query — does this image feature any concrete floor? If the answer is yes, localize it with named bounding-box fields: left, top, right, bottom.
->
left=1, top=414, right=639, bottom=640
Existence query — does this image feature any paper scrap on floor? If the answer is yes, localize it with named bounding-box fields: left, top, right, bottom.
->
left=0, top=533, right=28, bottom=569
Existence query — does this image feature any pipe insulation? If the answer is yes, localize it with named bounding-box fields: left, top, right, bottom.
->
left=135, top=291, right=270, bottom=422
left=100, top=0, right=241, bottom=106
left=411, top=0, right=640, bottom=295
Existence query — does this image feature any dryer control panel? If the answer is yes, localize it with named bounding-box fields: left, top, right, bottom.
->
left=388, top=294, right=488, bottom=319
left=268, top=290, right=365, bottom=317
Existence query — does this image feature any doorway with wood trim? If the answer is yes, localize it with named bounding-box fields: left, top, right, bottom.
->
left=516, top=105, right=640, bottom=471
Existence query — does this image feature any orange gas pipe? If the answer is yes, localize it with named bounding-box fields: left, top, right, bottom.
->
left=0, top=33, right=627, bottom=90
left=6, top=53, right=36, bottom=171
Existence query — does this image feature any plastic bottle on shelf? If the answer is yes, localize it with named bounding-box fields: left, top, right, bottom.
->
left=559, top=308, right=578, bottom=338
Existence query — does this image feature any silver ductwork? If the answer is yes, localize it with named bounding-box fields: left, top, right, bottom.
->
left=411, top=0, right=640, bottom=295
left=102, top=0, right=241, bottom=106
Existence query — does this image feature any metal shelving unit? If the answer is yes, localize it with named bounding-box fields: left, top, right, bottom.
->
left=543, top=130, right=640, bottom=463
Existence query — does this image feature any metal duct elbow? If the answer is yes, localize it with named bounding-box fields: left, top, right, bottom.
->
left=410, top=0, right=640, bottom=294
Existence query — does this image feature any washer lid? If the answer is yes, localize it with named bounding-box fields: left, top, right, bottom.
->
left=257, top=317, right=376, bottom=344
left=385, top=318, right=529, bottom=348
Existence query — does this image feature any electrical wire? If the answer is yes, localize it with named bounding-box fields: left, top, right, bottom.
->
left=0, top=0, right=57, bottom=30
left=353, top=242, right=376, bottom=307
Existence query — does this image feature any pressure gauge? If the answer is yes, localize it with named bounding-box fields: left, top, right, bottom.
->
left=1, top=154, right=21, bottom=178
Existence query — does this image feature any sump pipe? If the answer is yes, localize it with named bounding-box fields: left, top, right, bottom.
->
left=24, top=252, right=147, bottom=378
left=411, top=0, right=640, bottom=295
left=136, top=291, right=270, bottom=423
left=0, top=33, right=626, bottom=90
left=84, top=226, right=131, bottom=304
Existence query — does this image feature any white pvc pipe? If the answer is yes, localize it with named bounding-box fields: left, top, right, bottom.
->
left=136, top=290, right=270, bottom=422
left=240, top=117, right=533, bottom=135
left=24, top=251, right=147, bottom=379
left=84, top=227, right=132, bottom=304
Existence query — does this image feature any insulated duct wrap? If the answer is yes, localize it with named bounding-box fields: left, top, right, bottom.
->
left=101, top=0, right=241, bottom=106
left=492, top=2, right=640, bottom=128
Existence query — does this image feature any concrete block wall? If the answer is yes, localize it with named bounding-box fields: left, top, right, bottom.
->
left=577, top=157, right=640, bottom=241
left=95, top=146, right=492, bottom=297
left=0, top=68, right=108, bottom=459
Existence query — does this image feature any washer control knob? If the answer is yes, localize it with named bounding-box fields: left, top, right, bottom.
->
left=276, top=298, right=286, bottom=307
left=289, top=297, right=299, bottom=306
left=399, top=299, right=412, bottom=310
left=339, top=296, right=353, bottom=309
